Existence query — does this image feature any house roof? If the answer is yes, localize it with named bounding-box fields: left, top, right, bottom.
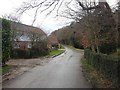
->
left=11, top=21, right=47, bottom=42
left=11, top=22, right=47, bottom=36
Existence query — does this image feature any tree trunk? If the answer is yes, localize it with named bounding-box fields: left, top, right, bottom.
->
left=2, top=60, right=6, bottom=66
left=96, top=45, right=100, bottom=53
left=91, top=45, right=96, bottom=53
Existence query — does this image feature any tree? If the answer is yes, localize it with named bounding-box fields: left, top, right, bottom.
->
left=0, top=18, right=2, bottom=66
left=95, top=2, right=117, bottom=54
left=2, top=19, right=11, bottom=65
left=17, top=0, right=117, bottom=54
left=17, top=0, right=99, bottom=25
left=65, top=1, right=117, bottom=54
left=114, top=0, right=120, bottom=48
left=117, top=0, right=120, bottom=48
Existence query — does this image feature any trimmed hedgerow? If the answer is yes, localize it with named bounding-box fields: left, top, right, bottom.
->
left=99, top=43, right=117, bottom=54
left=11, top=49, right=30, bottom=59
left=84, top=49, right=120, bottom=88
left=11, top=48, right=48, bottom=59
left=30, top=47, right=48, bottom=58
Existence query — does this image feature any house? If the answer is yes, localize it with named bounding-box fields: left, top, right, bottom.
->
left=11, top=22, right=47, bottom=50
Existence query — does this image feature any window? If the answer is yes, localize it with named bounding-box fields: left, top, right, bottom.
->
left=14, top=43, right=20, bottom=48
left=28, top=43, right=32, bottom=48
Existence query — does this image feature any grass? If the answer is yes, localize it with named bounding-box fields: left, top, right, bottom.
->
left=0, top=65, right=11, bottom=75
left=81, top=57, right=114, bottom=88
left=117, top=48, right=120, bottom=58
left=60, top=45, right=65, bottom=49
left=48, top=49, right=65, bottom=57
left=110, top=48, right=120, bottom=59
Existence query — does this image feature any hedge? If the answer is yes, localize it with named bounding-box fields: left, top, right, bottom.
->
left=11, top=49, right=30, bottom=59
left=84, top=49, right=120, bottom=87
left=30, top=47, right=48, bottom=58
left=11, top=48, right=48, bottom=59
left=99, top=43, right=117, bottom=54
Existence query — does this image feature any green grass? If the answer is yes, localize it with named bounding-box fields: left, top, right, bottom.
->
left=116, top=48, right=120, bottom=59
left=0, top=65, right=11, bottom=75
left=117, top=48, right=120, bottom=55
left=81, top=57, right=114, bottom=88
left=48, top=49, right=65, bottom=57
left=110, top=48, right=120, bottom=59
left=57, top=44, right=65, bottom=49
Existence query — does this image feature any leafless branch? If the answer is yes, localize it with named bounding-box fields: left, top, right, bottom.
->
left=16, top=0, right=100, bottom=25
left=56, top=0, right=64, bottom=16
left=32, top=6, right=40, bottom=25
left=76, top=0, right=98, bottom=11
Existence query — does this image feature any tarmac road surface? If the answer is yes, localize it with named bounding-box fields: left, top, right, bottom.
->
left=3, top=46, right=91, bottom=88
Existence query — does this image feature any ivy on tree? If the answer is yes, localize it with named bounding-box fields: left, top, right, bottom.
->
left=2, top=19, right=11, bottom=65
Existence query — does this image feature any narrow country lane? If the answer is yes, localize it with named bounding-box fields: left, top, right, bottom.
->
left=3, top=46, right=92, bottom=88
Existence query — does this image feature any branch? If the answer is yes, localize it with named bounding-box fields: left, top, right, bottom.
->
left=58, top=14, right=80, bottom=21
left=32, top=6, right=40, bottom=25
left=76, top=0, right=98, bottom=10
left=66, top=5, right=79, bottom=14
left=17, top=0, right=48, bottom=14
left=56, top=0, right=64, bottom=16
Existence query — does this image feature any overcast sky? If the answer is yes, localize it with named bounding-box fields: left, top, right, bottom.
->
left=0, top=0, right=117, bottom=34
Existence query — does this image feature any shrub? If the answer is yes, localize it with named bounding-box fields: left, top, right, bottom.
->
left=11, top=48, right=48, bottom=59
left=30, top=47, right=48, bottom=58
left=11, top=49, right=30, bottom=59
left=84, top=49, right=120, bottom=87
left=99, top=43, right=117, bottom=54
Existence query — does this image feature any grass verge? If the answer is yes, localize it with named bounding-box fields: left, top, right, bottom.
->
left=0, top=65, right=11, bottom=75
left=81, top=57, right=114, bottom=88
left=110, top=48, right=120, bottom=59
left=48, top=49, right=65, bottom=57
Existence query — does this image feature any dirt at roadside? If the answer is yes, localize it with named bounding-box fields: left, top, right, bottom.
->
left=2, top=57, right=51, bottom=82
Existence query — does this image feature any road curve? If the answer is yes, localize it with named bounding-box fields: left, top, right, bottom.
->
left=3, top=46, right=92, bottom=88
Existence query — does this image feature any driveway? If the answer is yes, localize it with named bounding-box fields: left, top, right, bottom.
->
left=3, top=46, right=91, bottom=88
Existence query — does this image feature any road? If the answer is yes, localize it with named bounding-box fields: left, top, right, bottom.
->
left=3, top=46, right=91, bottom=88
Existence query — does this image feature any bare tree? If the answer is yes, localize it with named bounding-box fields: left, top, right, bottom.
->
left=16, top=0, right=99, bottom=52
left=17, top=0, right=100, bottom=25
left=60, top=0, right=100, bottom=52
left=17, top=0, right=117, bottom=53
left=17, top=0, right=65, bottom=25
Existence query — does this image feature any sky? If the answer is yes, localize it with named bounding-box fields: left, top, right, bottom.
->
left=0, top=0, right=117, bottom=34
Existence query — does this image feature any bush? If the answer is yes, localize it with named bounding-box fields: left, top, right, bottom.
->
left=99, top=43, right=117, bottom=54
left=84, top=49, right=120, bottom=87
left=11, top=48, right=48, bottom=59
left=30, top=47, right=48, bottom=58
left=11, top=49, right=30, bottom=59
left=81, top=57, right=114, bottom=88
